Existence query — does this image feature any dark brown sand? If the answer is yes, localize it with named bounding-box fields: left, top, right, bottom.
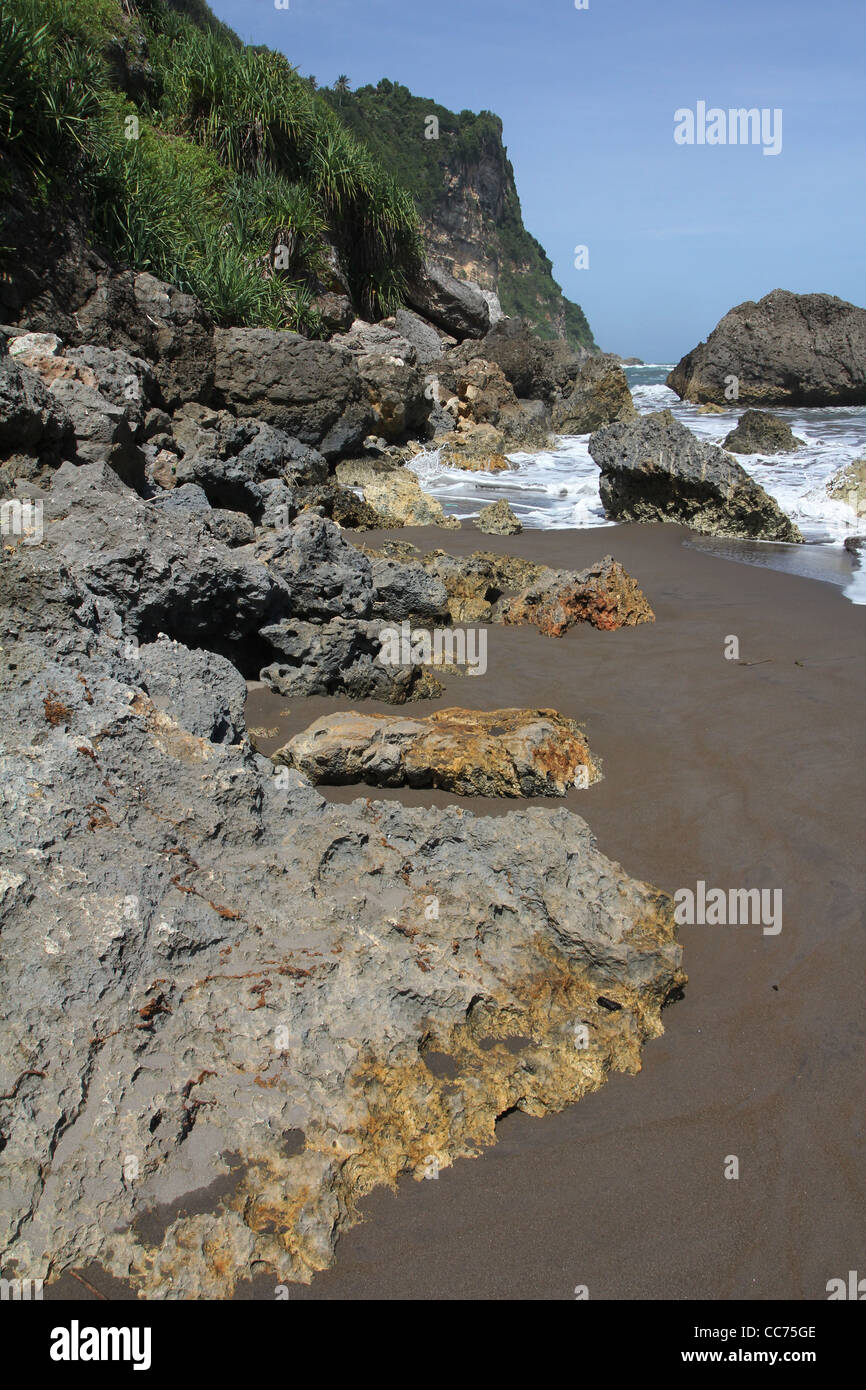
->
left=244, top=521, right=866, bottom=1300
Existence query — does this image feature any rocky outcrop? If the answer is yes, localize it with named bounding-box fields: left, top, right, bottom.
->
left=666, top=290, right=866, bottom=406
left=336, top=458, right=460, bottom=529
left=722, top=410, right=804, bottom=454
left=404, top=260, right=492, bottom=340
left=552, top=354, right=636, bottom=435
left=449, top=317, right=586, bottom=403
left=259, top=618, right=442, bottom=702
left=0, top=376, right=683, bottom=1297
left=74, top=270, right=216, bottom=411
left=0, top=600, right=684, bottom=1293
left=502, top=556, right=654, bottom=636
left=477, top=499, right=522, bottom=534
left=276, top=707, right=601, bottom=797
left=589, top=409, right=803, bottom=542
left=212, top=328, right=372, bottom=458
left=417, top=549, right=654, bottom=634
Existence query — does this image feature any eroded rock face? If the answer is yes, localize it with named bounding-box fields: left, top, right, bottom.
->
left=552, top=353, right=636, bottom=435
left=416, top=549, right=653, bottom=634
left=259, top=618, right=442, bottom=702
left=502, top=556, right=654, bottom=636
left=276, top=707, right=602, bottom=797
left=589, top=409, right=803, bottom=542
left=212, top=328, right=371, bottom=457
left=0, top=439, right=684, bottom=1299
left=722, top=410, right=804, bottom=455
left=666, top=289, right=866, bottom=406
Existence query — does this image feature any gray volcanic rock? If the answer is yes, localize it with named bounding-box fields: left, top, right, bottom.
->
left=254, top=512, right=373, bottom=621
left=0, top=491, right=684, bottom=1295
left=722, top=410, right=804, bottom=455
left=590, top=409, right=803, bottom=542
left=667, top=289, right=866, bottom=406
left=33, top=462, right=287, bottom=644
left=552, top=354, right=636, bottom=434
left=138, top=635, right=248, bottom=743
left=74, top=270, right=215, bottom=410
left=212, top=328, right=372, bottom=457
left=394, top=309, right=449, bottom=365
left=63, top=345, right=158, bottom=435
left=404, top=260, right=491, bottom=340
left=0, top=356, right=72, bottom=462
left=259, top=618, right=441, bottom=702
left=277, top=707, right=602, bottom=797
left=331, top=319, right=418, bottom=362
left=47, top=378, right=146, bottom=488
left=370, top=557, right=450, bottom=622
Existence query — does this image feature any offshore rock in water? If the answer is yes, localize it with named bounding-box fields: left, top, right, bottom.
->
left=590, top=409, right=803, bottom=542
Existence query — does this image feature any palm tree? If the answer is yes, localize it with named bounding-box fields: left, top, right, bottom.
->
left=334, top=74, right=350, bottom=105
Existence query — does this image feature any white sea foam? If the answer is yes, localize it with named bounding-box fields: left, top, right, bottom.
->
left=406, top=365, right=866, bottom=602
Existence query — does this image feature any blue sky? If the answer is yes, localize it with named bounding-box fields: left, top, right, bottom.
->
left=210, top=0, right=865, bottom=362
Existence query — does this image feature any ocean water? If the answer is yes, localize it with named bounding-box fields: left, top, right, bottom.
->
left=407, top=364, right=866, bottom=604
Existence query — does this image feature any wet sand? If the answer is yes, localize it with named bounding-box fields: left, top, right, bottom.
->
left=244, top=521, right=866, bottom=1300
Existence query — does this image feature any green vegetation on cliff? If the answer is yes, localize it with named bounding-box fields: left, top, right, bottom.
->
left=321, top=78, right=594, bottom=350
left=0, top=0, right=421, bottom=331
left=0, top=0, right=593, bottom=349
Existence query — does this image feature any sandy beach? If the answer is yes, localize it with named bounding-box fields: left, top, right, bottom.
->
left=239, top=521, right=866, bottom=1300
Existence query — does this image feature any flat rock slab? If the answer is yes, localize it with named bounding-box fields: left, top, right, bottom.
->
left=276, top=707, right=602, bottom=797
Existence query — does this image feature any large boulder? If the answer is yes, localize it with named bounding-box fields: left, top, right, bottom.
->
left=667, top=290, right=866, bottom=406
left=212, top=328, right=372, bottom=457
left=276, top=707, right=601, bottom=797
left=722, top=410, right=805, bottom=455
left=354, top=353, right=430, bottom=441
left=589, top=409, right=803, bottom=542
left=0, top=356, right=72, bottom=466
left=259, top=617, right=441, bottom=702
left=253, top=512, right=373, bottom=620
left=74, top=271, right=215, bottom=410
left=32, top=461, right=287, bottom=644
left=394, top=308, right=451, bottom=365
left=404, top=260, right=491, bottom=340
left=552, top=354, right=636, bottom=434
